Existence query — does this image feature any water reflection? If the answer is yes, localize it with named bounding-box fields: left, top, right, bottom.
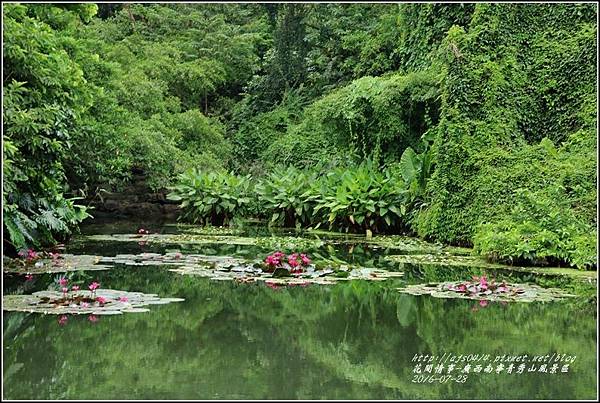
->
left=3, top=220, right=597, bottom=399
left=3, top=266, right=596, bottom=400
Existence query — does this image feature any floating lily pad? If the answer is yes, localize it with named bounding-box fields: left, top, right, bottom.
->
left=397, top=282, right=577, bottom=303
left=79, top=233, right=258, bottom=246
left=254, top=236, right=326, bottom=252
left=168, top=224, right=243, bottom=236
left=3, top=254, right=112, bottom=274
left=386, top=254, right=597, bottom=282
left=2, top=289, right=184, bottom=315
left=168, top=262, right=403, bottom=286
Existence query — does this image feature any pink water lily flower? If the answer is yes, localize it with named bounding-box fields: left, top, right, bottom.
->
left=288, top=256, right=300, bottom=268
left=96, top=296, right=108, bottom=305
left=300, top=253, right=311, bottom=266
left=88, top=281, right=100, bottom=291
left=174, top=252, right=183, bottom=259
left=27, top=249, right=38, bottom=260
left=81, top=302, right=90, bottom=308
left=58, top=278, right=68, bottom=287
left=58, top=315, right=68, bottom=326
left=265, top=254, right=281, bottom=268
left=118, top=296, right=129, bottom=302
left=61, top=287, right=69, bottom=295
left=72, top=285, right=80, bottom=292
left=88, top=315, right=98, bottom=323
left=479, top=300, right=489, bottom=308
left=25, top=273, right=34, bottom=281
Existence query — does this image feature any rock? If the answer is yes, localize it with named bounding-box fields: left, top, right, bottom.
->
left=103, top=199, right=120, bottom=211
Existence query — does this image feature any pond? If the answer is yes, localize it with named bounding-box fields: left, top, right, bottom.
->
left=3, top=219, right=597, bottom=400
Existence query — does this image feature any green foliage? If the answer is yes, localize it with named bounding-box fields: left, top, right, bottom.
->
left=416, top=4, right=597, bottom=268
left=255, top=166, right=315, bottom=227
left=306, top=162, right=409, bottom=233
left=230, top=91, right=306, bottom=173
left=303, top=4, right=404, bottom=94
left=3, top=4, right=93, bottom=249
left=473, top=186, right=597, bottom=270
left=170, top=162, right=420, bottom=234
left=291, top=70, right=440, bottom=165
left=167, top=169, right=254, bottom=226
left=3, top=2, right=596, bottom=270
left=396, top=4, right=476, bottom=72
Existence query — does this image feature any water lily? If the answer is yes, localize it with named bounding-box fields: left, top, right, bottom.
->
left=174, top=252, right=183, bottom=259
left=89, top=281, right=100, bottom=297
left=62, top=287, right=69, bottom=297
left=81, top=302, right=90, bottom=308
left=25, top=273, right=34, bottom=281
left=96, top=296, right=108, bottom=305
left=300, top=253, right=311, bottom=266
left=88, top=315, right=98, bottom=323
left=58, top=315, right=68, bottom=326
left=27, top=249, right=38, bottom=260
left=72, top=285, right=80, bottom=292
left=265, top=252, right=283, bottom=269
left=118, top=296, right=129, bottom=302
left=58, top=277, right=68, bottom=287
left=479, top=300, right=489, bottom=308
left=34, top=261, right=44, bottom=268
left=288, top=255, right=300, bottom=268
left=138, top=228, right=146, bottom=234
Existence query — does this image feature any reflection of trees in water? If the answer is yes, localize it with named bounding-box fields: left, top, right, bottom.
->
left=3, top=271, right=596, bottom=399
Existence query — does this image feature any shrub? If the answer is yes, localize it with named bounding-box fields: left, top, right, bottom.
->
left=473, top=186, right=597, bottom=270
left=255, top=166, right=315, bottom=227
left=307, top=162, right=409, bottom=233
left=167, top=169, right=254, bottom=225
left=293, top=70, right=440, bottom=165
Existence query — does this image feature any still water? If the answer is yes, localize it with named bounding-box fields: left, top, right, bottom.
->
left=3, top=220, right=597, bottom=399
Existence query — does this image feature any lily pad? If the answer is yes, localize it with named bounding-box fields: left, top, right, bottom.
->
left=3, top=254, right=112, bottom=274
left=2, top=289, right=184, bottom=315
left=386, top=254, right=597, bottom=282
left=397, top=282, right=578, bottom=303
left=79, top=233, right=259, bottom=246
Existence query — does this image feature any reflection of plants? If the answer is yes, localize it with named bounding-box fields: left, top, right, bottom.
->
left=3, top=270, right=597, bottom=400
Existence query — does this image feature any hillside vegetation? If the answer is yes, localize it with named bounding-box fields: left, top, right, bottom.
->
left=3, top=3, right=597, bottom=269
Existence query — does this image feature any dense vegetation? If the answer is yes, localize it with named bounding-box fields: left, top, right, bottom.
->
left=3, top=3, right=597, bottom=269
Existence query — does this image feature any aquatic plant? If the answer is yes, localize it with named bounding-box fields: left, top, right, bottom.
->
left=398, top=281, right=577, bottom=303
left=3, top=289, right=185, bottom=316
left=88, top=281, right=100, bottom=297
left=263, top=251, right=311, bottom=274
